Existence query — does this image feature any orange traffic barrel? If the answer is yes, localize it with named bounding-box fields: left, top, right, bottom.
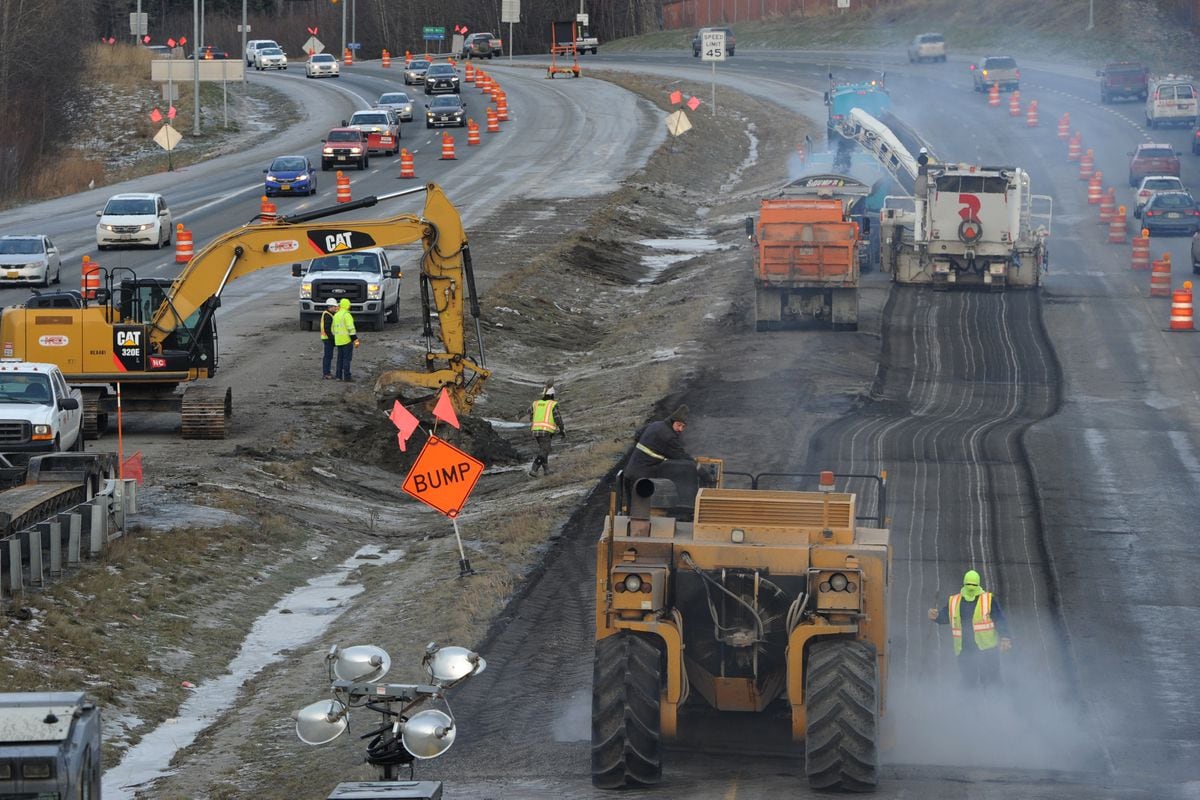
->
left=490, top=83, right=502, bottom=103
left=399, top=148, right=416, bottom=179
left=336, top=171, right=351, bottom=203
left=260, top=195, right=277, bottom=223
left=81, top=256, right=101, bottom=300
left=405, top=50, right=411, bottom=64
left=465, top=62, right=475, bottom=82
left=1026, top=100, right=1039, bottom=127
left=1131, top=230, right=1151, bottom=270
left=467, top=120, right=481, bottom=146
left=479, top=73, right=492, bottom=93
left=497, top=92, right=509, bottom=122
left=440, top=133, right=457, bottom=160
left=1099, top=187, right=1116, bottom=222
left=988, top=84, right=1000, bottom=107
left=381, top=49, right=391, bottom=68
left=174, top=224, right=193, bottom=263
left=1108, top=205, right=1127, bottom=244
left=1170, top=282, right=1194, bottom=331
left=1079, top=149, right=1095, bottom=180
left=344, top=48, right=353, bottom=66
left=1087, top=173, right=1103, bottom=204
left=486, top=106, right=500, bottom=133
left=1150, top=254, right=1172, bottom=296
left=472, top=66, right=483, bottom=85
left=1067, top=133, right=1082, bottom=162
left=1008, top=90, right=1021, bottom=117
left=1057, top=112, right=1070, bottom=139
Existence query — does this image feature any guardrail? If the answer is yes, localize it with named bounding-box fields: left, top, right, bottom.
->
left=0, top=479, right=139, bottom=607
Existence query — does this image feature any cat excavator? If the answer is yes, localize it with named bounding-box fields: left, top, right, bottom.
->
left=0, top=184, right=488, bottom=439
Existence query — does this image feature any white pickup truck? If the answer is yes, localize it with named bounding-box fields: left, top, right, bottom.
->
left=0, top=360, right=84, bottom=452
left=557, top=30, right=599, bottom=54
left=294, top=247, right=403, bottom=332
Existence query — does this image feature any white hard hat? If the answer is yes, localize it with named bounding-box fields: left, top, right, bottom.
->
left=544, top=386, right=555, bottom=397
left=325, top=297, right=338, bottom=307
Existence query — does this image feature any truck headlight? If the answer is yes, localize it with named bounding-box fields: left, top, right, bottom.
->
left=32, top=424, right=52, bottom=439
left=300, top=282, right=312, bottom=299
left=367, top=283, right=382, bottom=299
left=322, top=147, right=333, bottom=155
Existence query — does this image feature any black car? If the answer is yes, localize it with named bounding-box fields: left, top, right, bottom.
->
left=424, top=63, right=461, bottom=95
left=1141, top=191, right=1200, bottom=236
left=425, top=95, right=466, bottom=128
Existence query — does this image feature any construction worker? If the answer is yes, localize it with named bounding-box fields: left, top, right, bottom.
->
left=528, top=382, right=565, bottom=476
left=320, top=297, right=338, bottom=380
left=928, top=569, right=1013, bottom=687
left=331, top=298, right=359, bottom=382
left=623, top=406, right=700, bottom=505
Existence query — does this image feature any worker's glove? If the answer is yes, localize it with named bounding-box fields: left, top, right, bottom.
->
left=927, top=608, right=939, bottom=621
left=353, top=340, right=361, bottom=348
left=999, top=637, right=1013, bottom=653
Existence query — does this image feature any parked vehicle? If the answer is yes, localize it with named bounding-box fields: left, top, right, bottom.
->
left=907, top=33, right=946, bottom=63
left=294, top=247, right=403, bottom=331
left=95, top=193, right=172, bottom=250
left=461, top=32, right=502, bottom=59
left=263, top=155, right=318, bottom=196
left=971, top=56, right=1019, bottom=92
left=0, top=360, right=84, bottom=453
left=0, top=235, right=61, bottom=287
left=1146, top=75, right=1197, bottom=128
left=1097, top=61, right=1148, bottom=103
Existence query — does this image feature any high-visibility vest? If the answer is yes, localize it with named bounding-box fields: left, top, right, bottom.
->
left=331, top=309, right=356, bottom=345
left=320, top=309, right=335, bottom=340
left=949, top=592, right=998, bottom=654
left=530, top=399, right=558, bottom=433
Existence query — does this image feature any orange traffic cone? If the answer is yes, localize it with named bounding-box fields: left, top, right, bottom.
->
left=497, top=92, right=509, bottom=122
left=472, top=66, right=482, bottom=85
left=479, top=73, right=491, bottom=93
left=1108, top=205, right=1128, bottom=244
left=1131, top=230, right=1151, bottom=270
left=399, top=148, right=416, bottom=179
left=174, top=224, right=193, bottom=263
left=260, top=195, right=277, bottom=222
left=1057, top=112, right=1070, bottom=139
left=405, top=50, right=412, bottom=64
left=486, top=106, right=500, bottom=133
left=1087, top=172, right=1103, bottom=204
left=1099, top=187, right=1116, bottom=223
left=1150, top=254, right=1173, bottom=296
left=336, top=171, right=351, bottom=203
left=465, top=62, right=475, bottom=82
left=381, top=49, right=391, bottom=68
left=1067, top=133, right=1082, bottom=162
left=81, top=256, right=101, bottom=301
left=490, top=83, right=501, bottom=104
left=988, top=84, right=1000, bottom=107
left=1170, top=282, right=1194, bottom=331
left=1026, top=100, right=1039, bottom=127
left=1008, top=90, right=1021, bottom=117
left=344, top=48, right=353, bottom=66
left=1079, top=148, right=1095, bottom=180
left=466, top=120, right=481, bottom=146
left=440, top=132, right=457, bottom=160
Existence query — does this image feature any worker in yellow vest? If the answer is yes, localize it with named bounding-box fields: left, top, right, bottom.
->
left=528, top=383, right=565, bottom=476
left=928, top=569, right=1013, bottom=687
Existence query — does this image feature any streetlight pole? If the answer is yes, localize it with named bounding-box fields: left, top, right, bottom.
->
left=351, top=0, right=356, bottom=54
left=341, top=0, right=347, bottom=60
left=193, top=0, right=201, bottom=135
left=240, top=0, right=247, bottom=83
left=1087, top=0, right=1094, bottom=30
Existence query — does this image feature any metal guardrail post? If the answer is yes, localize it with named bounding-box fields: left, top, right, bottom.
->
left=89, top=499, right=106, bottom=555
left=48, top=520, right=61, bottom=576
left=28, top=529, right=44, bottom=588
left=8, top=537, right=24, bottom=600
left=66, top=512, right=81, bottom=567
left=122, top=479, right=138, bottom=514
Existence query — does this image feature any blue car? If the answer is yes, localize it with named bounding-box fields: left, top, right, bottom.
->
left=263, top=155, right=317, bottom=197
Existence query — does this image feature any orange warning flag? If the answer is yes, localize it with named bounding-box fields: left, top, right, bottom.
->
left=432, top=387, right=460, bottom=429
left=669, top=90, right=682, bottom=105
left=123, top=451, right=144, bottom=484
left=389, top=400, right=421, bottom=451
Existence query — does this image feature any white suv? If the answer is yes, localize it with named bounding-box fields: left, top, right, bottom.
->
left=245, top=39, right=279, bottom=65
left=96, top=193, right=172, bottom=250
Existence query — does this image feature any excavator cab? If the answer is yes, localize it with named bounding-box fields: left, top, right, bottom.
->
left=116, top=278, right=217, bottom=374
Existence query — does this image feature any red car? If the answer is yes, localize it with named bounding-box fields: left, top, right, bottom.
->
left=1128, top=143, right=1181, bottom=187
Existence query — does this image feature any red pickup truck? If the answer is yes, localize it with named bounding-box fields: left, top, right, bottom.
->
left=1098, top=61, right=1149, bottom=103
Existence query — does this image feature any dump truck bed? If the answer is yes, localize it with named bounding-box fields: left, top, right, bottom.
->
left=755, top=198, right=859, bottom=287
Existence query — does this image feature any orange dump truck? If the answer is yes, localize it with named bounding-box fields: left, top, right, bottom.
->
left=746, top=196, right=862, bottom=331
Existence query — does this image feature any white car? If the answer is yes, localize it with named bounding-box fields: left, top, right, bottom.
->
left=96, top=193, right=172, bottom=250
left=1134, top=175, right=1186, bottom=217
left=0, top=235, right=61, bottom=287
left=907, top=32, right=946, bottom=63
left=0, top=361, right=83, bottom=453
left=254, top=47, right=287, bottom=70
left=245, top=39, right=279, bottom=65
left=305, top=53, right=339, bottom=78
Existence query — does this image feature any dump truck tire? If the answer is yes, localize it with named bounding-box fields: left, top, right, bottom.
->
left=805, top=638, right=880, bottom=792
left=591, top=632, right=663, bottom=789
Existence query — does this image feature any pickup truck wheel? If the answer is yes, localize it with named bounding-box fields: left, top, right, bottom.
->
left=71, top=425, right=85, bottom=451
left=361, top=156, right=370, bottom=170
left=386, top=296, right=400, bottom=323
left=302, top=318, right=313, bottom=332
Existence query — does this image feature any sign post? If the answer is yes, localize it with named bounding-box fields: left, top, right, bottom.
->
left=422, top=25, right=446, bottom=55
left=700, top=30, right=725, bottom=116
left=401, top=435, right=484, bottom=576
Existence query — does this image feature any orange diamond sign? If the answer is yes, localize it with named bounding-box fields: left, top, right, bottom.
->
left=402, top=435, right=484, bottom=518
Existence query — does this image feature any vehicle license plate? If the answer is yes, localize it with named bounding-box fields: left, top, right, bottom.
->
left=337, top=156, right=346, bottom=161
left=281, top=185, right=291, bottom=191
left=1168, top=212, right=1181, bottom=218
left=6, top=271, right=18, bottom=279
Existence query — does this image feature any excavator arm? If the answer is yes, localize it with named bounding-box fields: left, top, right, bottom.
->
left=154, top=182, right=488, bottom=413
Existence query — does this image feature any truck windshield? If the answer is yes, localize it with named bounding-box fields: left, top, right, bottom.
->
left=0, top=374, right=52, bottom=404
left=309, top=253, right=381, bottom=273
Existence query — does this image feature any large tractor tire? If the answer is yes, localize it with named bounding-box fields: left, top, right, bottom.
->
left=591, top=632, right=663, bottom=789
left=804, top=638, right=880, bottom=792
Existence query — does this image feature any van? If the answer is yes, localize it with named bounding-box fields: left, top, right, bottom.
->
left=1146, top=76, right=1198, bottom=128
left=971, top=56, right=1019, bottom=92
left=907, top=33, right=946, bottom=63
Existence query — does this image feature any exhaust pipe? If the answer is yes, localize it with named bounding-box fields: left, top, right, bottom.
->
left=628, top=478, right=655, bottom=536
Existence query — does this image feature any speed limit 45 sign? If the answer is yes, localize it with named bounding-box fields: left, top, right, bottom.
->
left=701, top=30, right=726, bottom=62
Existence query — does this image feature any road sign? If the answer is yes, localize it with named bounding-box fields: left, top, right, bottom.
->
left=237, top=24, right=250, bottom=33
left=576, top=12, right=589, bottom=26
left=665, top=110, right=692, bottom=137
left=129, top=12, right=148, bottom=36
left=502, top=0, right=521, bottom=24
left=303, top=36, right=324, bottom=55
left=402, top=436, right=484, bottom=518
left=422, top=26, right=446, bottom=41
left=348, top=42, right=361, bottom=50
left=701, top=30, right=726, bottom=62
left=153, top=124, right=182, bottom=152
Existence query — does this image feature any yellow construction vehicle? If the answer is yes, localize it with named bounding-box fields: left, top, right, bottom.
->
left=592, top=463, right=890, bottom=792
left=0, top=184, right=488, bottom=438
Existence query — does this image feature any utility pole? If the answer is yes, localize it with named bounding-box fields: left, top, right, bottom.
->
left=1087, top=0, right=1094, bottom=30
left=240, top=0, right=247, bottom=83
left=352, top=0, right=356, bottom=53
left=341, top=0, right=347, bottom=60
left=193, top=0, right=201, bottom=135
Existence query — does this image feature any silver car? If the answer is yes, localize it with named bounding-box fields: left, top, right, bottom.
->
left=305, top=53, right=339, bottom=78
left=403, top=59, right=430, bottom=86
left=254, top=47, right=288, bottom=70
left=376, top=91, right=415, bottom=123
left=0, top=235, right=61, bottom=287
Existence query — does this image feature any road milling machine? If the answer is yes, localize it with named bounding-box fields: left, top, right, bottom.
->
left=592, top=462, right=891, bottom=792
left=834, top=108, right=1052, bottom=290
left=0, top=184, right=488, bottom=438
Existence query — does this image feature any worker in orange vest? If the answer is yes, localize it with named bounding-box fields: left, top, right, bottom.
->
left=928, top=569, right=1013, bottom=687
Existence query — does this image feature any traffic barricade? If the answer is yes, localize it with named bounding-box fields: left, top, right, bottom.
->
left=440, top=133, right=457, bottom=160
left=988, top=84, right=1000, bottom=107
left=1150, top=254, right=1172, bottom=296
left=497, top=92, right=509, bottom=122
left=382, top=49, right=391, bottom=68
left=1170, top=282, right=1194, bottom=331
left=466, top=121, right=481, bottom=146
left=1008, top=90, right=1021, bottom=117
left=260, top=195, right=277, bottom=223
left=174, top=224, right=193, bottom=263
left=486, top=106, right=500, bottom=133
left=1026, top=100, right=1039, bottom=127
left=1108, top=205, right=1127, bottom=243
left=1131, top=230, right=1151, bottom=270
left=1067, top=133, right=1082, bottom=162
left=344, top=48, right=353, bottom=66
left=336, top=171, right=351, bottom=203
left=465, top=62, right=475, bottom=82
left=81, top=256, right=101, bottom=300
left=399, top=148, right=416, bottom=179
left=1079, top=148, right=1095, bottom=180
left=1099, top=188, right=1116, bottom=223
left=1087, top=173, right=1103, bottom=203
left=1057, top=112, right=1070, bottom=139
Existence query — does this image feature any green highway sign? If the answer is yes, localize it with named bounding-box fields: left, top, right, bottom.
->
left=422, top=26, right=446, bottom=40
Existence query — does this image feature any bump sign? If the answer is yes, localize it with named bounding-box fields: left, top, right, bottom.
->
left=402, top=435, right=483, bottom=517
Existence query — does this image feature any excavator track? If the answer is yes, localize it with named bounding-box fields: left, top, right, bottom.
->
left=180, top=386, right=232, bottom=439
left=0, top=483, right=87, bottom=538
left=81, top=392, right=108, bottom=440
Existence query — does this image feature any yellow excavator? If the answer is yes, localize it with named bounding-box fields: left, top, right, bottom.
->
left=0, top=184, right=489, bottom=438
